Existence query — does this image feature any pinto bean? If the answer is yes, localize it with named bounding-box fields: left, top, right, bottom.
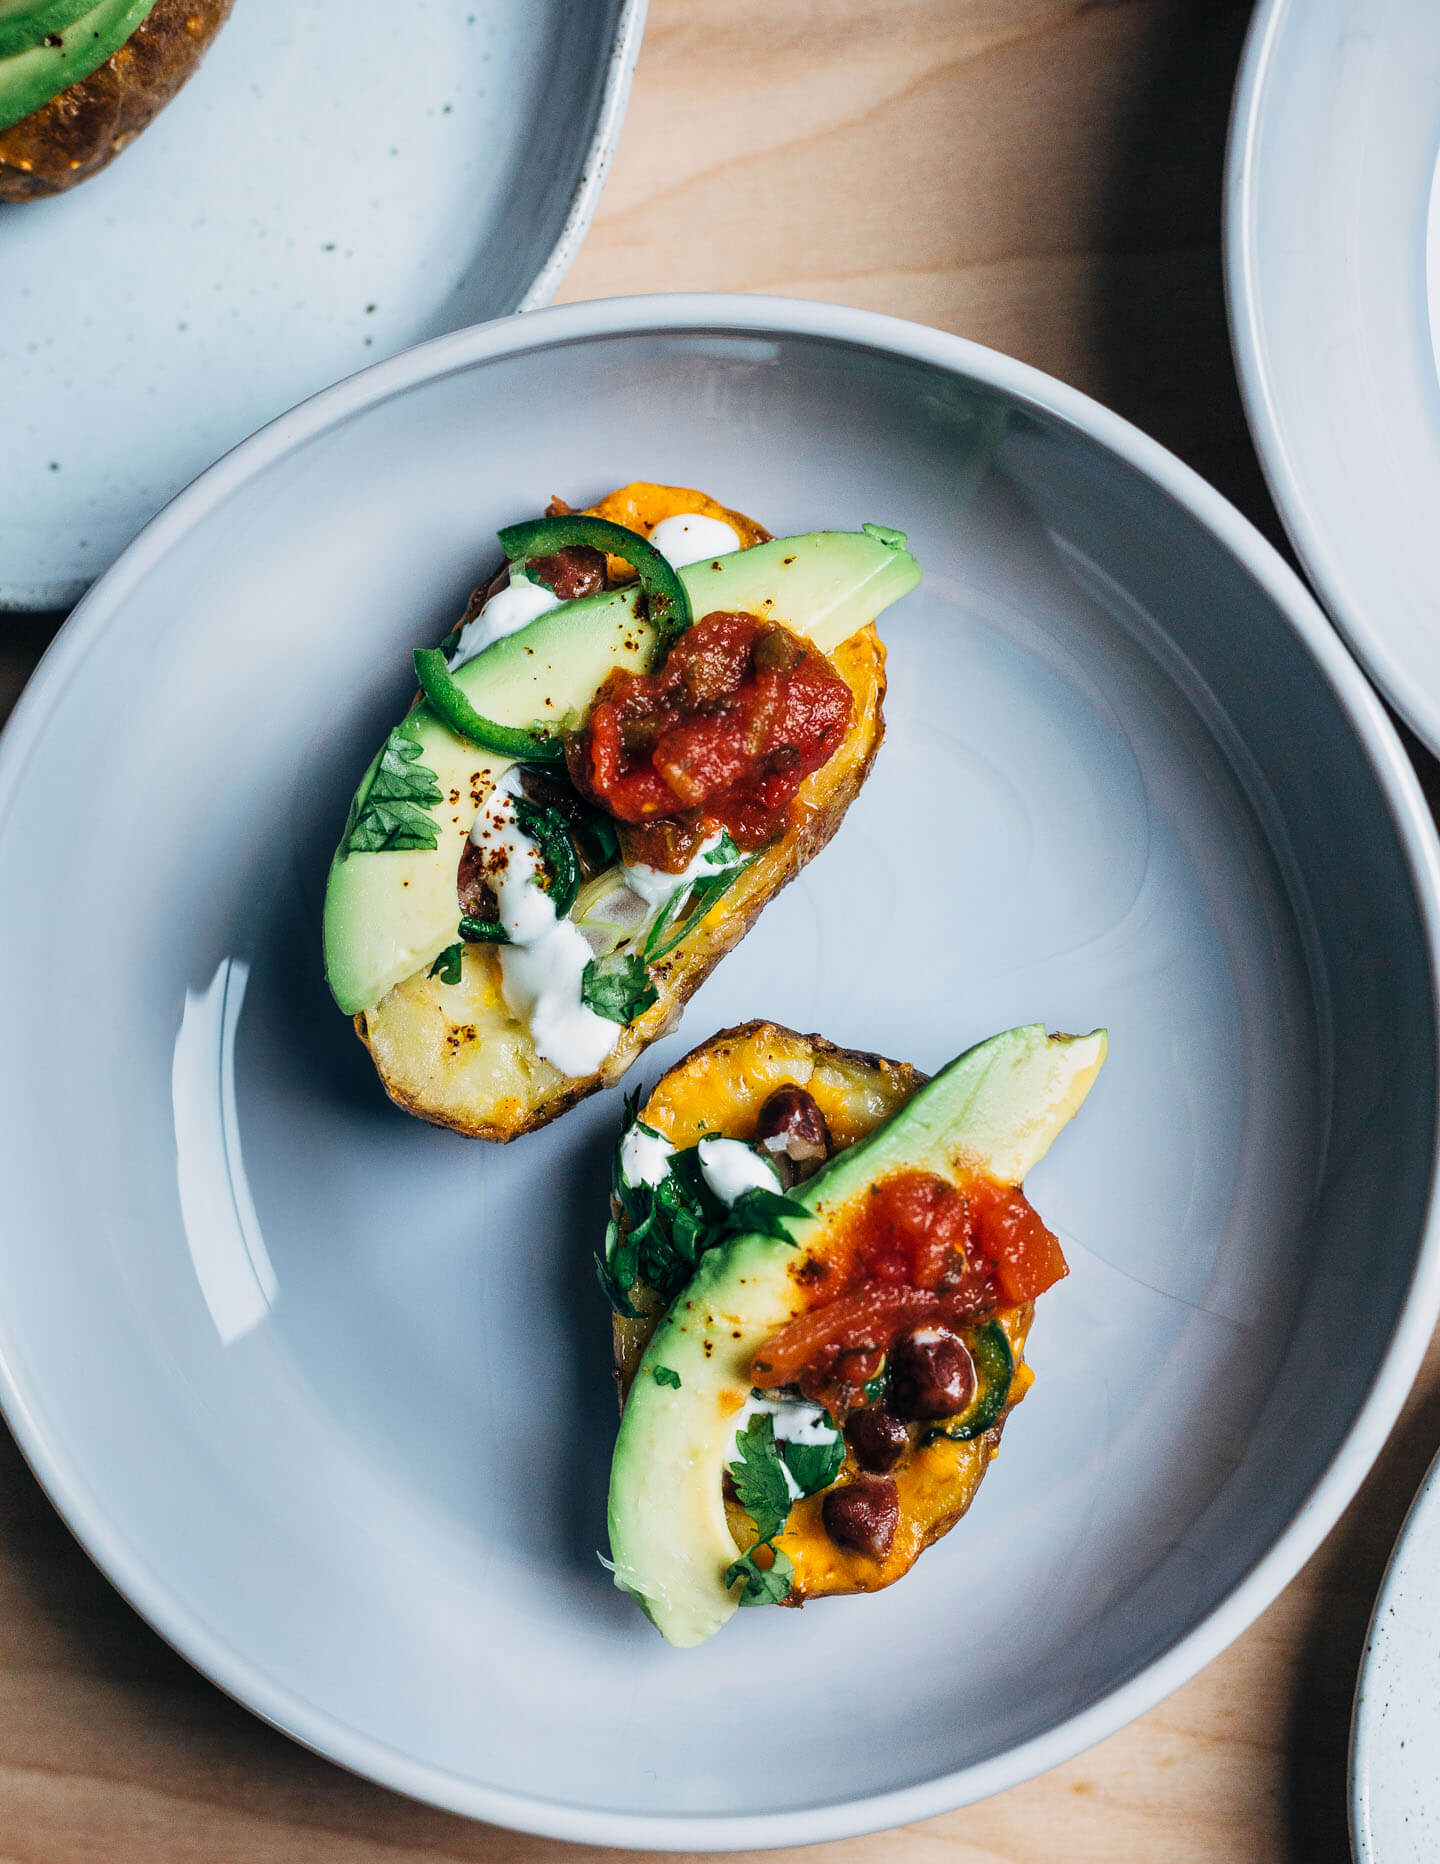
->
left=888, top=1325, right=975, bottom=1421
left=456, top=840, right=498, bottom=922
left=845, top=1406, right=909, bottom=1474
left=822, top=1475, right=899, bottom=1558
left=524, top=544, right=608, bottom=602
left=755, top=1086, right=832, bottom=1186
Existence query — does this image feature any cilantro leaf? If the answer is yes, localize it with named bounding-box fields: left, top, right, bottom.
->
left=582, top=952, right=659, bottom=1025
left=725, top=1185, right=810, bottom=1244
left=429, top=942, right=463, bottom=986
left=344, top=727, right=444, bottom=854
left=727, top=1413, right=792, bottom=1546
left=781, top=1429, right=845, bottom=1498
left=651, top=1365, right=682, bottom=1390
left=725, top=1544, right=794, bottom=1607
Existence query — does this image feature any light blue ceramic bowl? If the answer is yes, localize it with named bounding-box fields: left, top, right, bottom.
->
left=0, top=296, right=1437, bottom=1848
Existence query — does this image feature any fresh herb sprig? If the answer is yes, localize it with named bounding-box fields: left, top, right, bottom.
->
left=344, top=726, right=444, bottom=855
left=595, top=1119, right=809, bottom=1318
left=582, top=951, right=658, bottom=1025
left=722, top=1409, right=844, bottom=1607
left=429, top=943, right=463, bottom=985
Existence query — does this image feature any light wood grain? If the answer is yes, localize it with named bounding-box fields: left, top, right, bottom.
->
left=1, top=1, right=1434, bottom=1859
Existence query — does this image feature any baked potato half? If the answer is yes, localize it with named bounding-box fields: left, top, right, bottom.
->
left=0, top=0, right=234, bottom=202
left=602, top=1019, right=1106, bottom=1647
left=325, top=485, right=921, bottom=1141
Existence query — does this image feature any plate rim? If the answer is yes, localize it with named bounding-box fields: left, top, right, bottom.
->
left=3, top=292, right=1440, bottom=1849
left=1349, top=1438, right=1440, bottom=1862
left=1224, top=0, right=1440, bottom=755
left=0, top=0, right=649, bottom=615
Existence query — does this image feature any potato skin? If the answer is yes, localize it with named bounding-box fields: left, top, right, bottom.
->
left=607, top=1019, right=1037, bottom=1606
left=355, top=623, right=888, bottom=1141
left=0, top=0, right=234, bottom=201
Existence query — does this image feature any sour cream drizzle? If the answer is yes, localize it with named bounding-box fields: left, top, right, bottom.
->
left=619, top=1123, right=675, bottom=1190
left=467, top=768, right=620, bottom=1077
left=449, top=570, right=561, bottom=671
left=697, top=1135, right=781, bottom=1205
left=620, top=828, right=730, bottom=913
left=648, top=512, right=742, bottom=568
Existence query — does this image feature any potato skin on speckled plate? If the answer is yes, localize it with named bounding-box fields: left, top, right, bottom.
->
left=0, top=0, right=234, bottom=202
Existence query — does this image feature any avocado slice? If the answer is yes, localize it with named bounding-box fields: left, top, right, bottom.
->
left=323, top=528, right=921, bottom=1017
left=606, top=1023, right=1107, bottom=1648
left=0, top=0, right=154, bottom=129
left=0, top=0, right=98, bottom=62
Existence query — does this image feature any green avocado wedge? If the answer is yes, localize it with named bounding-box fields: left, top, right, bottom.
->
left=605, top=1024, right=1107, bottom=1648
left=323, top=527, right=921, bottom=1018
left=0, top=0, right=154, bottom=129
left=0, top=0, right=99, bottom=62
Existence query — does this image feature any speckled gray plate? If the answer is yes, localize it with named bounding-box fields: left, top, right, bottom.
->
left=1352, top=1444, right=1440, bottom=1861
left=0, top=0, right=645, bottom=611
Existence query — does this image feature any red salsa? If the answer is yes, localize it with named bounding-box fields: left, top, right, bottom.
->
left=750, top=1168, right=1067, bottom=1411
left=567, top=611, right=853, bottom=865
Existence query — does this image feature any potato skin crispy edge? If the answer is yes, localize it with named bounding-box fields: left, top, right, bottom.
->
left=354, top=626, right=887, bottom=1142
left=0, top=0, right=235, bottom=200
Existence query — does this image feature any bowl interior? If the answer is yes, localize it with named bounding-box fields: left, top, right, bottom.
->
left=0, top=322, right=1432, bottom=1834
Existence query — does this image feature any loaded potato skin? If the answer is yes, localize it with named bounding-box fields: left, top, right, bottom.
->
left=0, top=0, right=233, bottom=201
left=326, top=484, right=919, bottom=1143
left=603, top=1021, right=1106, bottom=1648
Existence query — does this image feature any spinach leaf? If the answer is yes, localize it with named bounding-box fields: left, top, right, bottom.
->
left=582, top=952, right=659, bottom=1026
left=781, top=1429, right=846, bottom=1498
left=459, top=913, right=508, bottom=944
left=725, top=1185, right=810, bottom=1244
left=703, top=830, right=744, bottom=867
left=651, top=1365, right=682, bottom=1390
left=512, top=796, right=580, bottom=920
left=344, top=727, right=444, bottom=854
left=429, top=942, right=463, bottom=985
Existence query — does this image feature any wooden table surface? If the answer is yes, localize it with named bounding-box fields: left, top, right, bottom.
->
left=4, top=2, right=1439, bottom=1858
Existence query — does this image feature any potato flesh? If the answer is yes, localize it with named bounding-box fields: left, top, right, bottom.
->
left=356, top=620, right=886, bottom=1140
left=613, top=1019, right=1035, bottom=1604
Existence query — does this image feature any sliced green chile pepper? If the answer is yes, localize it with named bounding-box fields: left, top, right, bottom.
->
left=923, top=1322, right=1015, bottom=1445
left=413, top=648, right=565, bottom=765
left=497, top=514, right=693, bottom=657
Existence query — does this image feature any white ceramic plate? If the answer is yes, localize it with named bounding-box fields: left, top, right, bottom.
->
left=0, top=0, right=645, bottom=611
left=1, top=297, right=1439, bottom=1849
left=1227, top=0, right=1440, bottom=756
left=1352, top=1442, right=1440, bottom=1862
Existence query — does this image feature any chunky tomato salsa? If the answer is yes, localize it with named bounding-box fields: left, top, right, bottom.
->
left=751, top=1168, right=1068, bottom=1416
left=568, top=611, right=853, bottom=864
